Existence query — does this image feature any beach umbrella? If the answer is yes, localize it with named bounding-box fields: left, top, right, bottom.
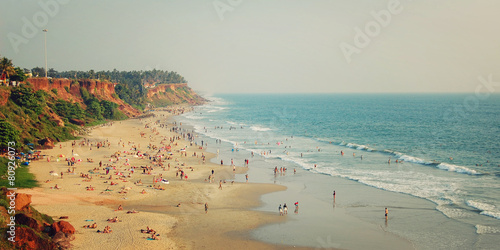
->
left=59, top=154, right=65, bottom=157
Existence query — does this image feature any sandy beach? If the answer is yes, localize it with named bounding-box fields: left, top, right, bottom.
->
left=23, top=110, right=304, bottom=250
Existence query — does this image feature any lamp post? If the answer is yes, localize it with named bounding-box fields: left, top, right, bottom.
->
left=43, top=29, right=48, bottom=78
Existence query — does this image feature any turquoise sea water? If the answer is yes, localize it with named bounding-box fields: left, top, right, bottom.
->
left=176, top=94, right=500, bottom=248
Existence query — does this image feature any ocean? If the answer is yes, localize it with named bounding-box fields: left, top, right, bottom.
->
left=175, top=94, right=500, bottom=249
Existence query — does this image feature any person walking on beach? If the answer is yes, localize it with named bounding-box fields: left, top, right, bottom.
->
left=333, top=190, right=336, bottom=199
left=283, top=203, right=288, bottom=215
left=279, top=204, right=283, bottom=216
left=385, top=207, right=388, bottom=218
left=205, top=202, right=208, bottom=214
left=245, top=174, right=248, bottom=183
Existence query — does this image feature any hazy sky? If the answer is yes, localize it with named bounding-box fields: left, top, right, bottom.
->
left=1, top=0, right=499, bottom=94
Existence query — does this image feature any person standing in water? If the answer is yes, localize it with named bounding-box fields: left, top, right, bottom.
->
left=385, top=207, right=388, bottom=218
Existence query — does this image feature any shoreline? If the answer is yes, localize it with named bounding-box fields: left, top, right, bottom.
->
left=172, top=96, right=499, bottom=250
left=22, top=109, right=309, bottom=249
left=173, top=114, right=417, bottom=249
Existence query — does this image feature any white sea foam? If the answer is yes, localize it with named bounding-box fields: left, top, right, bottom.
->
left=250, top=126, right=272, bottom=132
left=437, top=163, right=479, bottom=175
left=436, top=205, right=470, bottom=219
left=466, top=200, right=496, bottom=211
left=388, top=151, right=481, bottom=176
left=343, top=142, right=376, bottom=151
left=480, top=211, right=500, bottom=220
left=475, top=225, right=500, bottom=234
left=397, top=154, right=432, bottom=165
left=207, top=107, right=227, bottom=113
left=183, top=114, right=205, bottom=120
left=279, top=155, right=331, bottom=171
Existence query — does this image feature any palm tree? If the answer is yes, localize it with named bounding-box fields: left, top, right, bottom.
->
left=0, top=56, right=16, bottom=81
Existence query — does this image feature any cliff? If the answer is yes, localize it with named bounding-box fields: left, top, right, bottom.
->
left=0, top=188, right=75, bottom=249
left=147, top=83, right=205, bottom=106
left=26, top=78, right=141, bottom=117
left=0, top=78, right=205, bottom=150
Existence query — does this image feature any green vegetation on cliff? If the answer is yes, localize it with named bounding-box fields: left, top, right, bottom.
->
left=33, top=68, right=188, bottom=110
left=0, top=83, right=126, bottom=151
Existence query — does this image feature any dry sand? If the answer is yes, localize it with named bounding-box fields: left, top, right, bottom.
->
left=23, top=111, right=312, bottom=250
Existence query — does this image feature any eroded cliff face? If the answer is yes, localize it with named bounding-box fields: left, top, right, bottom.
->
left=147, top=83, right=205, bottom=106
left=27, top=78, right=141, bottom=117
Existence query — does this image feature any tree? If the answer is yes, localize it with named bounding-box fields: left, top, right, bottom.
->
left=31, top=67, right=45, bottom=77
left=10, top=85, right=46, bottom=115
left=86, top=99, right=103, bottom=119
left=10, top=67, right=27, bottom=82
left=0, top=119, right=20, bottom=148
left=100, top=100, right=118, bottom=119
left=48, top=68, right=59, bottom=78
left=0, top=57, right=16, bottom=80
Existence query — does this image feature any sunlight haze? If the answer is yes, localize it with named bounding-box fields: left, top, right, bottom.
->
left=1, top=0, right=499, bottom=93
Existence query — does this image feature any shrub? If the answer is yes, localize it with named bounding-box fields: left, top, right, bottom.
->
left=10, top=85, right=46, bottom=115
left=0, top=120, right=19, bottom=148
